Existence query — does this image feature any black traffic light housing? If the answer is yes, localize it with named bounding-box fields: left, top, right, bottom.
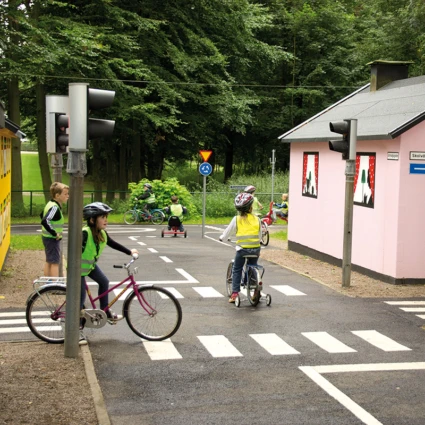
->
left=87, top=88, right=115, bottom=139
left=329, top=120, right=351, bottom=160
left=55, top=113, right=69, bottom=153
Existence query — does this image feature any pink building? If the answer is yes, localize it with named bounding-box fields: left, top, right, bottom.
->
left=279, top=60, right=425, bottom=284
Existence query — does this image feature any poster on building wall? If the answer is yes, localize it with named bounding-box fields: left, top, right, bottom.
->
left=302, top=152, right=319, bottom=198
left=353, top=153, right=376, bottom=208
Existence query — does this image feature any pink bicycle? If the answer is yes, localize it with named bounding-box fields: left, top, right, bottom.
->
left=25, top=255, right=182, bottom=344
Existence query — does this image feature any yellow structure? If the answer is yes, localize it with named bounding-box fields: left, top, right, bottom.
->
left=0, top=102, right=21, bottom=272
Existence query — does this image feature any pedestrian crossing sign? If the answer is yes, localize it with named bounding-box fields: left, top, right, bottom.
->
left=199, top=150, right=212, bottom=162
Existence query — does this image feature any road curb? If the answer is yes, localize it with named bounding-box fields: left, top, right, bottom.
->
left=81, top=345, right=111, bottom=425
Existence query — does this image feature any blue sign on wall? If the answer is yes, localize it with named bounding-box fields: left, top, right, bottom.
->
left=409, top=163, right=425, bottom=174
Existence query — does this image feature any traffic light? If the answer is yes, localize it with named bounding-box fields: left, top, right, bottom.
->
left=54, top=113, right=69, bottom=153
left=46, top=95, right=69, bottom=154
left=69, top=83, right=115, bottom=150
left=329, top=120, right=351, bottom=160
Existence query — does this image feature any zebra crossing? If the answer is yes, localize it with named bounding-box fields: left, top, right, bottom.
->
left=0, top=312, right=415, bottom=360
left=140, top=329, right=412, bottom=361
left=384, top=301, right=425, bottom=319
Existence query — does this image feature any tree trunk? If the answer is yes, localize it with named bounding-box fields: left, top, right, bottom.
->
left=119, top=142, right=127, bottom=200
left=131, top=119, right=141, bottom=183
left=224, top=138, right=234, bottom=182
left=105, top=144, right=115, bottom=203
left=91, top=140, right=103, bottom=202
left=147, top=131, right=165, bottom=180
left=35, top=82, right=52, bottom=202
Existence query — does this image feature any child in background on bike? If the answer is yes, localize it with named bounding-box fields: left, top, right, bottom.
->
left=40, top=182, right=69, bottom=277
left=272, top=193, right=289, bottom=222
left=219, top=193, right=262, bottom=303
left=80, top=202, right=139, bottom=344
left=244, top=185, right=263, bottom=216
left=164, top=195, right=187, bottom=231
left=136, top=183, right=156, bottom=214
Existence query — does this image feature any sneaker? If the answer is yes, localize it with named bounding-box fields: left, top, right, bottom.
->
left=79, top=331, right=88, bottom=346
left=228, top=292, right=238, bottom=303
left=106, top=310, right=123, bottom=321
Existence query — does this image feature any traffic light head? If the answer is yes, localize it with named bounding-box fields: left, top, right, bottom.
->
left=69, top=83, right=115, bottom=150
left=329, top=120, right=351, bottom=160
left=55, top=113, right=69, bottom=153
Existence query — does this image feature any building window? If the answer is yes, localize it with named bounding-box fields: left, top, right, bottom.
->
left=353, top=153, right=376, bottom=208
left=302, top=152, right=319, bottom=198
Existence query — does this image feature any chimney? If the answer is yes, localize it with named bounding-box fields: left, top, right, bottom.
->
left=367, top=60, right=413, bottom=92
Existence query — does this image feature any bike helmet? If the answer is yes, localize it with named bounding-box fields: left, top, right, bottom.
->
left=83, top=202, right=113, bottom=220
left=234, top=193, right=254, bottom=212
left=244, top=185, right=256, bottom=194
left=144, top=183, right=152, bottom=189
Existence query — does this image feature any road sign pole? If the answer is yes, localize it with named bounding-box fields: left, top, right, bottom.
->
left=270, top=149, right=276, bottom=202
left=202, top=175, right=206, bottom=238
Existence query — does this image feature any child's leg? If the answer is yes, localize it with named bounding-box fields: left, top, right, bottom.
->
left=80, top=276, right=87, bottom=309
left=231, top=250, right=246, bottom=293
left=88, top=265, right=110, bottom=310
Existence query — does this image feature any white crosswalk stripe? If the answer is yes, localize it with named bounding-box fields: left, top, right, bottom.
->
left=302, top=331, right=357, bottom=353
left=352, top=330, right=411, bottom=352
left=270, top=285, right=306, bottom=296
left=143, top=339, right=183, bottom=360
left=250, top=333, right=300, bottom=355
left=193, top=287, right=224, bottom=298
left=384, top=300, right=425, bottom=319
left=198, top=335, right=243, bottom=358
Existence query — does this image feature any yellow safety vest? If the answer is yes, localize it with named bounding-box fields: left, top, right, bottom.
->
left=170, top=204, right=184, bottom=220
left=235, top=214, right=261, bottom=248
left=81, top=226, right=107, bottom=276
left=41, top=201, right=64, bottom=238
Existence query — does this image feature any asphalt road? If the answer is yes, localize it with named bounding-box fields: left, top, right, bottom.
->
left=5, top=224, right=425, bottom=424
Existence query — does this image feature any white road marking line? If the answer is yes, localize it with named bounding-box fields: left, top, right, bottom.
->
left=159, top=256, right=173, bottom=263
left=143, top=339, right=182, bottom=360
left=302, top=332, right=356, bottom=353
left=204, top=225, right=223, bottom=231
left=137, top=241, right=146, bottom=246
left=351, top=330, right=411, bottom=352
left=385, top=301, right=425, bottom=305
left=106, top=269, right=199, bottom=286
left=204, top=234, right=232, bottom=246
left=271, top=285, right=306, bottom=296
left=250, top=333, right=300, bottom=355
left=416, top=315, right=425, bottom=319
left=0, top=311, right=48, bottom=317
left=128, top=236, right=139, bottom=241
left=198, top=335, right=243, bottom=358
left=299, top=366, right=383, bottom=425
left=193, top=287, right=224, bottom=298
left=162, top=287, right=184, bottom=299
left=0, top=318, right=56, bottom=325
left=147, top=248, right=158, bottom=253
left=0, top=326, right=60, bottom=334
left=400, top=307, right=425, bottom=312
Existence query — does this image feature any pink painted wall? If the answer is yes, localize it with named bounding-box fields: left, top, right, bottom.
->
left=288, top=125, right=425, bottom=280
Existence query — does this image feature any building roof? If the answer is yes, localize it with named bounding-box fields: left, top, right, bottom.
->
left=279, top=75, right=425, bottom=142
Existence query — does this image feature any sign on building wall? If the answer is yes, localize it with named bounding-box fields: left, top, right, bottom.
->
left=302, top=152, right=319, bottom=198
left=354, top=153, right=376, bottom=208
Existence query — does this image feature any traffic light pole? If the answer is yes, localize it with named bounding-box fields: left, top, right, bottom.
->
left=270, top=149, right=276, bottom=202
left=64, top=151, right=86, bottom=358
left=341, top=119, right=357, bottom=287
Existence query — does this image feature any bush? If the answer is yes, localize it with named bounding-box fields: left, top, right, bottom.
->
left=128, top=178, right=199, bottom=218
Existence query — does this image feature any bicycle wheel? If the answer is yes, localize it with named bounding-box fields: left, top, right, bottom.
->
left=26, top=285, right=67, bottom=344
left=151, top=210, right=165, bottom=225
left=261, top=222, right=269, bottom=246
left=226, top=261, right=233, bottom=296
left=124, top=210, right=138, bottom=225
left=124, top=286, right=182, bottom=341
left=247, top=267, right=261, bottom=306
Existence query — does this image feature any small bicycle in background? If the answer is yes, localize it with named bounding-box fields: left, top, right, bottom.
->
left=26, top=255, right=182, bottom=343
left=124, top=206, right=165, bottom=225
left=226, top=254, right=272, bottom=308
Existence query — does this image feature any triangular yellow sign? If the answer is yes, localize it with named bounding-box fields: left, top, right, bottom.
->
left=199, top=150, right=213, bottom=162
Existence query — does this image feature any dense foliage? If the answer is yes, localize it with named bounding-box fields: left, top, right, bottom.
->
left=2, top=0, right=425, bottom=197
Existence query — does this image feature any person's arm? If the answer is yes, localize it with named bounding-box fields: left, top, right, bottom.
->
left=106, top=232, right=138, bottom=256
left=82, top=229, right=88, bottom=253
left=219, top=216, right=237, bottom=241
left=138, top=192, right=149, bottom=201
left=41, top=206, right=60, bottom=238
